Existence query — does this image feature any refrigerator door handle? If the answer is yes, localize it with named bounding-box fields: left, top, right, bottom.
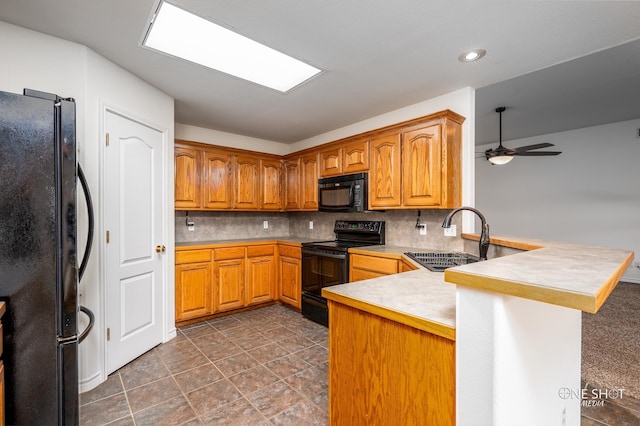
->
left=78, top=305, right=95, bottom=343
left=77, top=163, right=94, bottom=282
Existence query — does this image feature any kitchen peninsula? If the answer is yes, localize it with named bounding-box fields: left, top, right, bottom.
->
left=322, top=235, right=634, bottom=426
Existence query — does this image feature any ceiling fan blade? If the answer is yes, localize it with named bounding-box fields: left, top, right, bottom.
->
left=514, top=151, right=562, bottom=156
left=513, top=143, right=555, bottom=153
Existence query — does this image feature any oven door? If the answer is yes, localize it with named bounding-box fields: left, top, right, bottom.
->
left=301, top=247, right=348, bottom=295
left=301, top=247, right=348, bottom=326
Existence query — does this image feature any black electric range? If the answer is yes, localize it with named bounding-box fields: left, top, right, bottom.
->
left=300, top=220, right=385, bottom=326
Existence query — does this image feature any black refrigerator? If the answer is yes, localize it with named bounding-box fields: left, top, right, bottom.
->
left=0, top=89, right=94, bottom=425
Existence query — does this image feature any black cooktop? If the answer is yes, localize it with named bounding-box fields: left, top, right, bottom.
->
left=303, top=240, right=378, bottom=250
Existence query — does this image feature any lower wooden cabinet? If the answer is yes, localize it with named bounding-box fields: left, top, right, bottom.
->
left=278, top=244, right=302, bottom=309
left=246, top=245, right=276, bottom=305
left=350, top=253, right=399, bottom=282
left=175, top=242, right=299, bottom=324
left=175, top=250, right=213, bottom=321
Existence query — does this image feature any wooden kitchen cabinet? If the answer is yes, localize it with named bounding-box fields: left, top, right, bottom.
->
left=234, top=155, right=260, bottom=210
left=213, top=247, right=246, bottom=312
left=203, top=149, right=233, bottom=209
left=278, top=244, right=302, bottom=309
left=369, top=132, right=402, bottom=208
left=175, top=249, right=213, bottom=321
left=283, top=158, right=302, bottom=210
left=174, top=144, right=202, bottom=209
left=299, top=153, right=319, bottom=210
left=319, top=138, right=369, bottom=177
left=328, top=301, right=455, bottom=425
left=319, top=147, right=342, bottom=177
left=342, top=139, right=369, bottom=174
left=259, top=158, right=283, bottom=211
left=350, top=253, right=399, bottom=282
left=368, top=110, right=464, bottom=209
left=246, top=245, right=277, bottom=305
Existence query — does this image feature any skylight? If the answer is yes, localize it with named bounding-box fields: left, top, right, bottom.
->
left=142, top=1, right=321, bottom=92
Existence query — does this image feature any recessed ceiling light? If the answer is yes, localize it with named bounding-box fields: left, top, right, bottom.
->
left=142, top=1, right=322, bottom=92
left=458, top=49, right=487, bottom=63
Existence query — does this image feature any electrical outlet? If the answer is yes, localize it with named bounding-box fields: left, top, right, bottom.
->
left=309, top=221, right=314, bottom=230
left=419, top=224, right=427, bottom=235
left=187, top=224, right=195, bottom=232
left=263, top=220, right=268, bottom=229
left=444, top=224, right=456, bottom=237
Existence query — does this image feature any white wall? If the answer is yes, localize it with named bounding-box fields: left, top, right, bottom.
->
left=476, top=119, right=640, bottom=282
left=0, top=21, right=175, bottom=390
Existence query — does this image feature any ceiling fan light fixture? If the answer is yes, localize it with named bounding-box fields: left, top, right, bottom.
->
left=458, top=49, right=486, bottom=62
left=488, top=155, right=514, bottom=165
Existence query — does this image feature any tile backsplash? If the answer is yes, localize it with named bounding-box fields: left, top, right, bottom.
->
left=176, top=209, right=466, bottom=252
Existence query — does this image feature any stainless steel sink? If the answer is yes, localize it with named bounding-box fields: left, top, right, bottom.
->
left=404, top=252, right=480, bottom=272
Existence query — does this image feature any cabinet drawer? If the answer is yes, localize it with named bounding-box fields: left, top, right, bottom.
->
left=247, top=245, right=275, bottom=257
left=278, top=245, right=301, bottom=258
left=351, top=254, right=398, bottom=274
left=176, top=249, right=212, bottom=264
left=214, top=247, right=246, bottom=260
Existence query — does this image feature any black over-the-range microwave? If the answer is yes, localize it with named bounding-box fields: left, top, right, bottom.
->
left=318, top=172, right=368, bottom=212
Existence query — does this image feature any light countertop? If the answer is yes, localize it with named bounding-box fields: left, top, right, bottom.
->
left=175, top=236, right=316, bottom=248
left=322, top=236, right=634, bottom=341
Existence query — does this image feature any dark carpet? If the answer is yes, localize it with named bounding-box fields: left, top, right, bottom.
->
left=582, top=281, right=640, bottom=399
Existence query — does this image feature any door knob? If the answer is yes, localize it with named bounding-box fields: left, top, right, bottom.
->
left=155, top=245, right=166, bottom=253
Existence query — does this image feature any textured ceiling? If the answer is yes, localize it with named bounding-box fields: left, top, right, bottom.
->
left=1, top=1, right=640, bottom=143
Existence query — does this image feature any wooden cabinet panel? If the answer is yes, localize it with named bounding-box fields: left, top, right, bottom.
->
left=328, top=302, right=455, bottom=425
left=343, top=139, right=369, bottom=173
left=350, top=253, right=398, bottom=282
left=247, top=251, right=276, bottom=305
left=203, top=150, right=233, bottom=209
left=214, top=256, right=245, bottom=312
left=369, top=133, right=402, bottom=208
left=175, top=261, right=213, bottom=321
left=320, top=147, right=342, bottom=177
left=300, top=153, right=319, bottom=210
left=174, top=146, right=201, bottom=209
left=260, top=158, right=282, bottom=211
left=283, top=158, right=301, bottom=210
left=402, top=124, right=442, bottom=206
left=278, top=245, right=301, bottom=309
left=234, top=155, right=260, bottom=210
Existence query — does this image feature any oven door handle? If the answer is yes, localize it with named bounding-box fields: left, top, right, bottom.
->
left=302, top=249, right=347, bottom=259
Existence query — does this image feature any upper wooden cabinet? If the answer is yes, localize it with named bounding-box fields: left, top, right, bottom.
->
left=260, top=158, right=283, bottom=211
left=369, top=110, right=464, bottom=209
left=175, top=140, right=282, bottom=211
left=319, top=139, right=369, bottom=177
left=283, top=153, right=319, bottom=211
left=203, top=149, right=233, bottom=209
left=174, top=145, right=201, bottom=209
left=175, top=109, right=464, bottom=211
left=369, top=133, right=402, bottom=208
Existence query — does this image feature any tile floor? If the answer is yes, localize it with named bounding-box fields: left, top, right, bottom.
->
left=80, top=304, right=640, bottom=426
left=79, top=305, right=329, bottom=425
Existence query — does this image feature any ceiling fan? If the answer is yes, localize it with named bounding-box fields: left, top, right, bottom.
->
left=483, top=106, right=562, bottom=165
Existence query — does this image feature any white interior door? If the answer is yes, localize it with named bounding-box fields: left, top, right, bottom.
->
left=104, top=110, right=165, bottom=374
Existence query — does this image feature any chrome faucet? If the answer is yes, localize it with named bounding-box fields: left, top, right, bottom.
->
left=442, top=206, right=490, bottom=261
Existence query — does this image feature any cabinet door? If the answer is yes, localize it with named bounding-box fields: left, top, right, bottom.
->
left=175, top=261, right=212, bottom=321
left=213, top=253, right=245, bottom=312
left=320, top=147, right=342, bottom=177
left=402, top=124, right=442, bottom=206
left=369, top=133, right=402, bottom=208
left=234, top=155, right=260, bottom=210
left=260, top=158, right=283, bottom=211
left=283, top=158, right=301, bottom=210
left=343, top=139, right=369, bottom=173
left=203, top=149, right=233, bottom=209
left=279, top=246, right=301, bottom=309
left=174, top=146, right=201, bottom=209
left=300, top=153, right=319, bottom=210
left=247, top=245, right=276, bottom=305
